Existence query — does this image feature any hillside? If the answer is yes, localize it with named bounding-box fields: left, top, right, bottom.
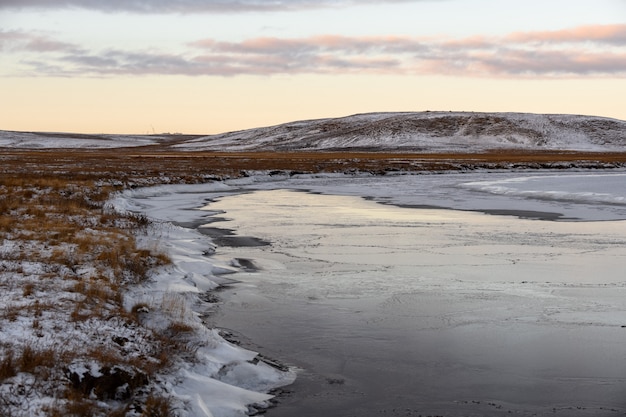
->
left=1, top=112, right=625, bottom=152
left=175, top=112, right=626, bottom=152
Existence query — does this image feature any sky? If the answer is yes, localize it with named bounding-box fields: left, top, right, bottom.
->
left=1, top=0, right=625, bottom=134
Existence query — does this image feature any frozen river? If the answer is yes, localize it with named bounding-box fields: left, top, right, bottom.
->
left=200, top=172, right=626, bottom=417
left=118, top=171, right=626, bottom=417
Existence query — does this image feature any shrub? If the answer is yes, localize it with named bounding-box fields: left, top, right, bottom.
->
left=141, top=395, right=174, bottom=417
left=0, top=349, right=16, bottom=380
left=22, top=282, right=35, bottom=297
left=18, top=345, right=56, bottom=374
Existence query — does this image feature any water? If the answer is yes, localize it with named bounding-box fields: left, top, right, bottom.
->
left=201, top=187, right=626, bottom=417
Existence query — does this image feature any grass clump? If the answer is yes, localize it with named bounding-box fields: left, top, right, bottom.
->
left=141, top=395, right=175, bottom=417
left=0, top=349, right=16, bottom=380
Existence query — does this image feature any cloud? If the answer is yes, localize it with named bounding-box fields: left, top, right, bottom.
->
left=0, top=0, right=421, bottom=13
left=506, top=24, right=626, bottom=45
left=4, top=24, right=626, bottom=78
left=187, top=24, right=626, bottom=77
left=192, top=35, right=428, bottom=55
left=0, top=30, right=79, bottom=53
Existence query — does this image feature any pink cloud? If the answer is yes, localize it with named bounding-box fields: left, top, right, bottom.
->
left=5, top=24, right=626, bottom=78
left=0, top=30, right=79, bottom=53
left=506, top=24, right=626, bottom=44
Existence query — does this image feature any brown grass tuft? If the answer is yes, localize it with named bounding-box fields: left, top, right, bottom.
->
left=141, top=395, right=175, bottom=417
left=18, top=345, right=56, bottom=374
left=22, top=282, right=35, bottom=297
left=166, top=321, right=194, bottom=334
left=0, top=349, right=16, bottom=380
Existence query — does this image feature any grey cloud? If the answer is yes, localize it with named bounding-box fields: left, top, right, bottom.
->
left=193, top=35, right=429, bottom=55
left=21, top=43, right=401, bottom=77
left=505, top=24, right=626, bottom=46
left=58, top=50, right=208, bottom=76
left=0, top=30, right=81, bottom=53
left=482, top=49, right=626, bottom=76
left=0, top=0, right=421, bottom=13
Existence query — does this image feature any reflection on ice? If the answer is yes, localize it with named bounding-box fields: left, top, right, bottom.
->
left=460, top=173, right=626, bottom=206
left=209, top=171, right=626, bottom=221
left=205, top=184, right=626, bottom=417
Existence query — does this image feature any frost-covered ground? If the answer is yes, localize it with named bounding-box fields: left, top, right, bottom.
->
left=115, top=169, right=626, bottom=416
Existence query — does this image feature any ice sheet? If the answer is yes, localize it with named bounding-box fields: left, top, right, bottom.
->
left=204, top=186, right=626, bottom=416
left=116, top=170, right=626, bottom=416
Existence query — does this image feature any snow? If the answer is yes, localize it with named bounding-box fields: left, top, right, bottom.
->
left=0, top=178, right=294, bottom=417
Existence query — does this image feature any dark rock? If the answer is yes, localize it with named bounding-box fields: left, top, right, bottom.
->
left=66, top=363, right=149, bottom=400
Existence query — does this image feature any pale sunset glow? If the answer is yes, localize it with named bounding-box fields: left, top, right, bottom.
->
left=1, top=0, right=625, bottom=134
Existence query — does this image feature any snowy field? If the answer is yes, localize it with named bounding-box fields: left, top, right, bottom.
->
left=116, top=169, right=626, bottom=416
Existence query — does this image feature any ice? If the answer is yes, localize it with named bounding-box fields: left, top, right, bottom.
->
left=197, top=178, right=626, bottom=416
left=112, top=170, right=626, bottom=416
left=460, top=173, right=626, bottom=206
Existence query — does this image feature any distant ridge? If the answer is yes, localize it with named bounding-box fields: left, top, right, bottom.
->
left=2, top=112, right=625, bottom=151
left=175, top=112, right=626, bottom=152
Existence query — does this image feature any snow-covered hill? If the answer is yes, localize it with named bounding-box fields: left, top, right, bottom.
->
left=2, top=112, right=625, bottom=152
left=176, top=112, right=626, bottom=152
left=0, top=131, right=165, bottom=148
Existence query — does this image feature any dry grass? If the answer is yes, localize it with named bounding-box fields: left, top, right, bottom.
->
left=159, top=292, right=192, bottom=321
left=1, top=149, right=625, bottom=184
left=17, top=345, right=56, bottom=374
left=0, top=349, right=16, bottom=380
left=141, top=395, right=174, bottom=417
